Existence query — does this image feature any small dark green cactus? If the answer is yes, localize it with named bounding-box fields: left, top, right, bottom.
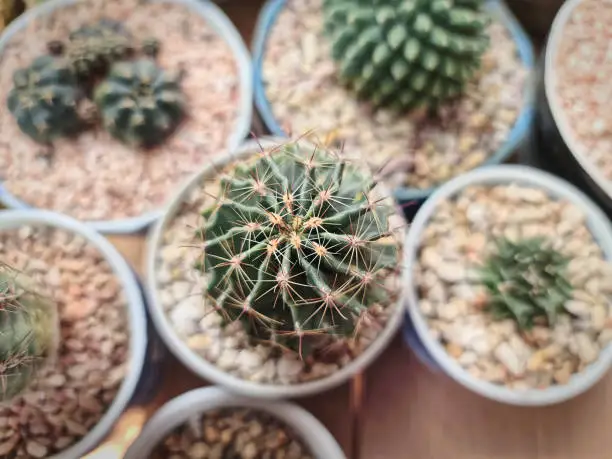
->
left=141, top=37, right=161, bottom=58
left=194, top=140, right=402, bottom=357
left=0, top=263, right=59, bottom=403
left=323, top=0, right=491, bottom=111
left=62, top=19, right=134, bottom=78
left=6, top=55, right=82, bottom=143
left=478, top=237, right=573, bottom=330
left=94, top=58, right=185, bottom=147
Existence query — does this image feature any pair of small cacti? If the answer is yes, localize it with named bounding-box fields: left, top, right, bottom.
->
left=6, top=19, right=185, bottom=147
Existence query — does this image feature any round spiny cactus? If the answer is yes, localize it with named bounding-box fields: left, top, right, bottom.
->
left=94, top=58, right=185, bottom=147
left=6, top=55, right=82, bottom=143
left=323, top=0, right=491, bottom=111
left=194, top=140, right=403, bottom=357
left=0, top=263, right=59, bottom=403
left=478, top=237, right=573, bottom=330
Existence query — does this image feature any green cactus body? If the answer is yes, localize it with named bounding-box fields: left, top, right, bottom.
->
left=94, top=59, right=185, bottom=147
left=0, top=264, right=59, bottom=403
left=322, top=0, right=491, bottom=111
left=194, top=140, right=401, bottom=357
left=478, top=237, right=573, bottom=330
left=64, top=19, right=133, bottom=78
left=6, top=55, right=81, bottom=143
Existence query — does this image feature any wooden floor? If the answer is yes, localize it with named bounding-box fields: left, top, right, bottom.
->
left=23, top=2, right=612, bottom=458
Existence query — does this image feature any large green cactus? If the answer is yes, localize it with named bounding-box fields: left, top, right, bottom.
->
left=94, top=58, right=185, bottom=147
left=6, top=55, right=82, bottom=143
left=323, top=0, right=491, bottom=111
left=0, top=263, right=59, bottom=403
left=194, top=140, right=402, bottom=357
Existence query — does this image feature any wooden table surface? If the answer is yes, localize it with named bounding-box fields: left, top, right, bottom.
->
left=64, top=2, right=612, bottom=459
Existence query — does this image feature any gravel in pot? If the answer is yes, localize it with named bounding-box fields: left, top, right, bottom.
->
left=530, top=0, right=612, bottom=216
left=0, top=0, right=252, bottom=233
left=0, top=210, right=146, bottom=458
left=253, top=0, right=533, bottom=210
left=126, top=387, right=345, bottom=459
left=146, top=136, right=406, bottom=398
left=404, top=165, right=612, bottom=406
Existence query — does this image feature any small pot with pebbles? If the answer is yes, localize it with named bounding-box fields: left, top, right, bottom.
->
left=253, top=0, right=534, bottom=218
left=0, top=209, right=147, bottom=458
left=404, top=164, right=612, bottom=406
left=0, top=0, right=253, bottom=233
left=146, top=136, right=406, bottom=398
left=528, top=0, right=612, bottom=217
left=125, top=387, right=345, bottom=459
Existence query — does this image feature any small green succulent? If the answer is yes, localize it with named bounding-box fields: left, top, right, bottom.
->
left=49, top=18, right=134, bottom=79
left=0, top=263, right=59, bottom=403
left=478, top=237, right=573, bottom=330
left=94, top=58, right=185, bottom=147
left=6, top=55, right=82, bottom=143
left=323, top=0, right=491, bottom=111
left=194, top=139, right=402, bottom=357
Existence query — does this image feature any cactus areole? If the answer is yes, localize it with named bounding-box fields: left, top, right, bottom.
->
left=0, top=264, right=59, bottom=403
left=194, top=140, right=403, bottom=358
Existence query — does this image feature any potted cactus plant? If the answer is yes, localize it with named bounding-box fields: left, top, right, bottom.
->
left=253, top=0, right=534, bottom=217
left=125, top=387, right=346, bottom=459
left=403, top=164, right=612, bottom=406
left=0, top=209, right=147, bottom=458
left=0, top=0, right=252, bottom=233
left=0, top=263, right=59, bottom=403
left=146, top=136, right=406, bottom=398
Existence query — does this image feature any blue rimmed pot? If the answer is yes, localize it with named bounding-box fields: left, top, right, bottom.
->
left=0, top=209, right=148, bottom=458
left=0, top=0, right=253, bottom=235
left=525, top=0, right=612, bottom=219
left=253, top=0, right=535, bottom=220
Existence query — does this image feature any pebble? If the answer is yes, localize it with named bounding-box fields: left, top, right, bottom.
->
left=0, top=225, right=129, bottom=457
left=0, top=0, right=240, bottom=221
left=262, top=0, right=528, bottom=190
left=417, top=183, right=612, bottom=390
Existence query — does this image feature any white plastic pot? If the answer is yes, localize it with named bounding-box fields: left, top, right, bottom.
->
left=0, top=0, right=253, bottom=234
left=0, top=209, right=148, bottom=458
left=125, top=387, right=346, bottom=459
left=543, top=0, right=612, bottom=208
left=404, top=164, right=612, bottom=406
left=146, top=136, right=405, bottom=399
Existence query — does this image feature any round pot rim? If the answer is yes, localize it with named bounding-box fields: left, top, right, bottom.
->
left=124, top=386, right=346, bottom=459
left=0, top=0, right=254, bottom=235
left=145, top=135, right=405, bottom=399
left=404, top=164, right=612, bottom=406
left=544, top=0, right=612, bottom=201
left=0, top=209, right=148, bottom=458
left=251, top=0, right=535, bottom=203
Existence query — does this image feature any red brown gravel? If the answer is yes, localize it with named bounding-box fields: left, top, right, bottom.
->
left=0, top=0, right=241, bottom=221
left=553, top=0, right=612, bottom=181
left=0, top=225, right=129, bottom=458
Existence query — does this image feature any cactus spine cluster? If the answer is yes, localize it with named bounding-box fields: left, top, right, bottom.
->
left=94, top=59, right=185, bottom=147
left=194, top=140, right=401, bottom=357
left=7, top=17, right=185, bottom=147
left=322, top=0, right=491, bottom=111
left=0, top=263, right=59, bottom=403
left=6, top=55, right=82, bottom=143
left=477, top=237, right=573, bottom=330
